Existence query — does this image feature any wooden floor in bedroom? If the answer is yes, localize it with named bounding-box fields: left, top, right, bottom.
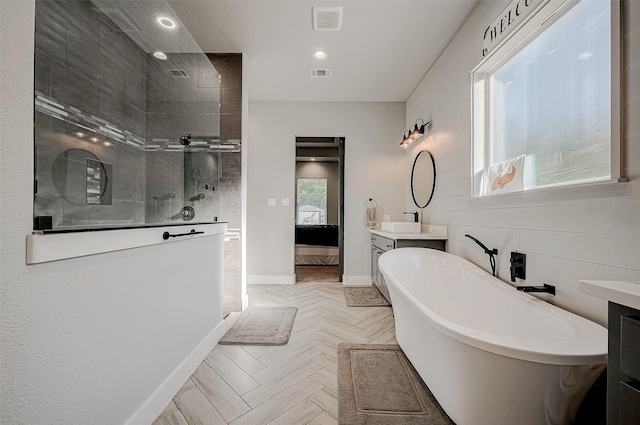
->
left=152, top=281, right=396, bottom=425
left=295, top=265, right=340, bottom=283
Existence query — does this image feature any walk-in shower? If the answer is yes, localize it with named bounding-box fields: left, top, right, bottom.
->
left=33, top=0, right=243, bottom=313
left=33, top=0, right=241, bottom=232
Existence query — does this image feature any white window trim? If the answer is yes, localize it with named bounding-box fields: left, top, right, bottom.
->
left=471, top=0, right=626, bottom=199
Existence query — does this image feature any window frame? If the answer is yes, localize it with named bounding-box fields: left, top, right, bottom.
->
left=471, top=0, right=625, bottom=199
left=295, top=177, right=328, bottom=225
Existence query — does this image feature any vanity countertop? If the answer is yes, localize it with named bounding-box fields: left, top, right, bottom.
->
left=370, top=224, right=448, bottom=241
left=579, top=280, right=640, bottom=310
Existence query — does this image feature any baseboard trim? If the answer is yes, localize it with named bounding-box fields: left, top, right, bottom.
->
left=342, top=275, right=372, bottom=285
left=247, top=275, right=295, bottom=285
left=124, top=320, right=225, bottom=425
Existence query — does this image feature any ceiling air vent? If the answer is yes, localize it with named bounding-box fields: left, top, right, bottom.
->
left=312, top=6, right=343, bottom=31
left=310, top=69, right=332, bottom=78
left=165, top=69, right=190, bottom=78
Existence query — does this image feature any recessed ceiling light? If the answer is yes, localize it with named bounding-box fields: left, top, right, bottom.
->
left=75, top=132, right=85, bottom=138
left=153, top=51, right=168, bottom=60
left=90, top=137, right=99, bottom=143
left=156, top=15, right=176, bottom=29
left=313, top=50, right=328, bottom=60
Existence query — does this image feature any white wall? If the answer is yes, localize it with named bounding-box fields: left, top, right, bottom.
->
left=247, top=102, right=405, bottom=284
left=405, top=0, right=640, bottom=326
left=0, top=2, right=225, bottom=424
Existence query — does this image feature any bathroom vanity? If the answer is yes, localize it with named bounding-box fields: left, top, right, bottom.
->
left=370, top=225, right=447, bottom=303
left=579, top=280, right=640, bottom=425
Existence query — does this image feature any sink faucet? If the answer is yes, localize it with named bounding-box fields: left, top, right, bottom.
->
left=403, top=211, right=419, bottom=222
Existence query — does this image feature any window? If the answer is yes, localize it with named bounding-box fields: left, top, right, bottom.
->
left=296, top=178, right=327, bottom=224
left=472, top=0, right=622, bottom=197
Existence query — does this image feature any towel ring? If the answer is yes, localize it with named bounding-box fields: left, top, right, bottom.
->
left=365, top=198, right=377, bottom=209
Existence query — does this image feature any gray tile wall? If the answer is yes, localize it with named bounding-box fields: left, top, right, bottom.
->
left=34, top=111, right=146, bottom=227
left=145, top=54, right=220, bottom=142
left=144, top=151, right=185, bottom=224
left=34, top=0, right=147, bottom=227
left=35, top=0, right=147, bottom=128
left=143, top=53, right=222, bottom=225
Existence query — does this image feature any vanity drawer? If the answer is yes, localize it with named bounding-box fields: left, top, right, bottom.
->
left=371, top=234, right=394, bottom=251
left=620, top=382, right=640, bottom=425
left=620, top=316, right=640, bottom=382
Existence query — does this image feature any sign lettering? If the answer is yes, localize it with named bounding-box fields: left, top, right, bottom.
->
left=483, top=0, right=541, bottom=56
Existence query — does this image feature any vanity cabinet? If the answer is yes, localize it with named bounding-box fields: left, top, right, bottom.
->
left=370, top=231, right=446, bottom=303
left=579, top=280, right=640, bottom=425
left=609, top=303, right=640, bottom=425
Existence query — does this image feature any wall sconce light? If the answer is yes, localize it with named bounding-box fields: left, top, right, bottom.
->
left=409, top=118, right=429, bottom=140
left=400, top=130, right=412, bottom=148
left=400, top=118, right=430, bottom=148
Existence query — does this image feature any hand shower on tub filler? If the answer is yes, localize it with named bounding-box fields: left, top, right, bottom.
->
left=464, top=234, right=498, bottom=276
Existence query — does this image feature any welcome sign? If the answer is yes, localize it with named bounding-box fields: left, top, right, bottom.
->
left=482, top=0, right=544, bottom=56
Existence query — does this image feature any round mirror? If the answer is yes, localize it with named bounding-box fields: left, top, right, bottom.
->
left=410, top=150, right=436, bottom=208
left=51, top=148, right=110, bottom=206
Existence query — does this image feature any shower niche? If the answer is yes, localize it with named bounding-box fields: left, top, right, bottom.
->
left=32, top=0, right=241, bottom=232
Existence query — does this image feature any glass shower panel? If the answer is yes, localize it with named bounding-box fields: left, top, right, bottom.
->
left=33, top=0, right=239, bottom=231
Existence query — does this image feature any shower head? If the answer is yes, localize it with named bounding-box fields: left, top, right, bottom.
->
left=179, top=134, right=191, bottom=146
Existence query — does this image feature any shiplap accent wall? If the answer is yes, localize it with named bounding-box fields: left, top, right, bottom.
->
left=405, top=0, right=640, bottom=326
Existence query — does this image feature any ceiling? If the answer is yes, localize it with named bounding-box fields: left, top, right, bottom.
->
left=167, top=0, right=480, bottom=102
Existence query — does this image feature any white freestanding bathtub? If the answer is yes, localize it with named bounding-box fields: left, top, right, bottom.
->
left=378, top=248, right=607, bottom=425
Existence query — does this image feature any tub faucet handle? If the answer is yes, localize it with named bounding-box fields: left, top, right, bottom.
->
left=509, top=252, right=526, bottom=282
left=404, top=211, right=419, bottom=222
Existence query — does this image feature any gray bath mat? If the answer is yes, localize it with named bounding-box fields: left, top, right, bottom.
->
left=343, top=286, right=390, bottom=307
left=218, top=306, right=297, bottom=345
left=337, top=343, right=454, bottom=425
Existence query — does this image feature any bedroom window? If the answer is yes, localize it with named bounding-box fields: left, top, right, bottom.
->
left=471, top=0, right=623, bottom=197
left=296, top=178, right=327, bottom=225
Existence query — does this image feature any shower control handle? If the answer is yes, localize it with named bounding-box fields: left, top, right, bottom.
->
left=162, top=229, right=204, bottom=240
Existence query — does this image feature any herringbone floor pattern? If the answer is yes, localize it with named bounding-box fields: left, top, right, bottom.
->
left=152, top=282, right=396, bottom=425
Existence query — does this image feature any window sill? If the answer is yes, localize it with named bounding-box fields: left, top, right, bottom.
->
left=26, top=222, right=227, bottom=264
left=470, top=177, right=629, bottom=201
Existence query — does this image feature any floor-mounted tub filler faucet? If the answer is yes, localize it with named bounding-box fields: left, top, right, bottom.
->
left=404, top=211, right=419, bottom=222
left=464, top=234, right=498, bottom=276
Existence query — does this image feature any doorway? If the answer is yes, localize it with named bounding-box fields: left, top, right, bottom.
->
left=294, top=137, right=345, bottom=283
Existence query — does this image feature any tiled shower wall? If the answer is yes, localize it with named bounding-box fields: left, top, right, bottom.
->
left=34, top=0, right=147, bottom=227
left=144, top=52, right=221, bottom=225
left=33, top=0, right=243, bottom=314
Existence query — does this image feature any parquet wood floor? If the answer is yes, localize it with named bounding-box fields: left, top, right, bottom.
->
left=153, top=282, right=396, bottom=425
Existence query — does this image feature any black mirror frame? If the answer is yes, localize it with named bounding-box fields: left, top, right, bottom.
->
left=410, top=150, right=436, bottom=209
left=51, top=148, right=111, bottom=206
